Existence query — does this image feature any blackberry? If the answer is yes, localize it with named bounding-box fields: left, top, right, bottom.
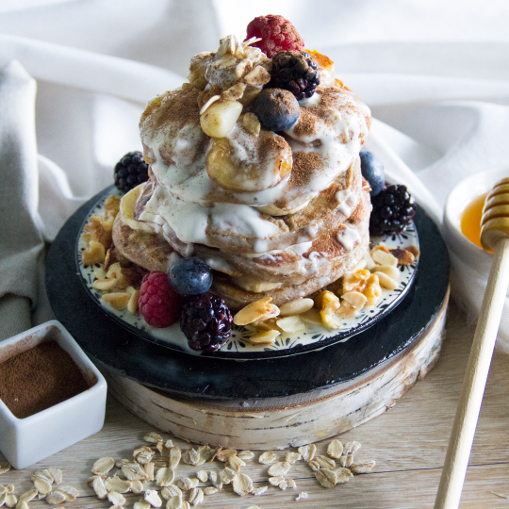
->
left=114, top=151, right=149, bottom=193
left=267, top=50, right=320, bottom=100
left=370, top=185, right=416, bottom=237
left=180, top=293, right=233, bottom=353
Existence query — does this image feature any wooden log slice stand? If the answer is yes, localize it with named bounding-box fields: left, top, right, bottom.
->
left=46, top=190, right=450, bottom=450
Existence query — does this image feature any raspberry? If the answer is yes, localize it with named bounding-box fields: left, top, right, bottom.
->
left=180, top=293, right=233, bottom=353
left=114, top=151, right=149, bottom=193
left=370, top=185, right=416, bottom=237
left=267, top=50, right=320, bottom=100
left=245, top=15, right=304, bottom=58
left=139, top=271, right=182, bottom=328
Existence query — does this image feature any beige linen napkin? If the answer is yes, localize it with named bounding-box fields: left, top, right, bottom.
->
left=0, top=60, right=44, bottom=340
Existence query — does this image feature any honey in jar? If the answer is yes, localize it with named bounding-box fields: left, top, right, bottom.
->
left=460, top=192, right=488, bottom=249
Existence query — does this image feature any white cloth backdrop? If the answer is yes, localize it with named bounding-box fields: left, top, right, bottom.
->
left=0, top=0, right=508, bottom=350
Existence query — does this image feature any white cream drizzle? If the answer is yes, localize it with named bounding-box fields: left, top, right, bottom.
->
left=337, top=226, right=361, bottom=251
left=139, top=41, right=370, bottom=252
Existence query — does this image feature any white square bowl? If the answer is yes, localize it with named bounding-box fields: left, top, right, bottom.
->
left=0, top=320, right=107, bottom=469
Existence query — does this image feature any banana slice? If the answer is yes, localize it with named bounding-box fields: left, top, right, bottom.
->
left=207, top=131, right=292, bottom=192
left=120, top=184, right=154, bottom=232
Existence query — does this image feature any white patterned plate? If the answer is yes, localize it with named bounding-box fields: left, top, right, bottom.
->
left=77, top=190, right=419, bottom=359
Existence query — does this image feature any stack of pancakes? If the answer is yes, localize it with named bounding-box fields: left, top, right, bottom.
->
left=112, top=37, right=372, bottom=310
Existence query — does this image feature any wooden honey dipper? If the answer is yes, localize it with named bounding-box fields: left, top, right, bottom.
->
left=435, top=177, right=509, bottom=509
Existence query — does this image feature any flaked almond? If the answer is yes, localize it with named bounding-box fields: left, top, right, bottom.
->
left=372, top=249, right=398, bottom=267
left=279, top=298, right=314, bottom=316
left=373, top=271, right=399, bottom=290
left=233, top=298, right=279, bottom=326
left=246, top=330, right=280, bottom=345
left=276, top=315, right=306, bottom=333
left=101, top=292, right=130, bottom=311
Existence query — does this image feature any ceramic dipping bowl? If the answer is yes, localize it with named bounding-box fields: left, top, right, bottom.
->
left=443, top=169, right=509, bottom=278
left=0, top=320, right=107, bottom=469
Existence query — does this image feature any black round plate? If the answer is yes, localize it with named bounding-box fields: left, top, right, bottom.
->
left=46, top=189, right=449, bottom=401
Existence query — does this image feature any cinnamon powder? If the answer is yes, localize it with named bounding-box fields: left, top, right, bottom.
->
left=0, top=341, right=89, bottom=419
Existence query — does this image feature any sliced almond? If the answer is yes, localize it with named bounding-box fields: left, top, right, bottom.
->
left=373, top=271, right=399, bottom=290
left=279, top=298, right=314, bottom=316
left=101, top=292, right=130, bottom=311
left=342, top=291, right=368, bottom=310
left=372, top=249, right=398, bottom=267
left=246, top=330, right=280, bottom=345
left=233, top=297, right=280, bottom=326
left=276, top=315, right=306, bottom=333
left=374, top=264, right=400, bottom=280
left=92, top=278, right=117, bottom=290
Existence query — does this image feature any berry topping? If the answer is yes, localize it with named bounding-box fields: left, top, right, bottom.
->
left=245, top=15, right=304, bottom=58
left=180, top=293, right=233, bottom=352
left=169, top=257, right=213, bottom=295
left=251, top=88, right=300, bottom=132
left=139, top=271, right=182, bottom=328
left=370, top=185, right=416, bottom=237
left=360, top=151, right=385, bottom=197
left=267, top=50, right=320, bottom=100
left=114, top=151, right=149, bottom=193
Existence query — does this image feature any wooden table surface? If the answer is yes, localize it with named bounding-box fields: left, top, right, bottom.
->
left=1, top=302, right=509, bottom=509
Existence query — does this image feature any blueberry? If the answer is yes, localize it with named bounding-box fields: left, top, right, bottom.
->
left=359, top=151, right=385, bottom=197
left=252, top=88, right=300, bottom=132
left=169, top=258, right=213, bottom=295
